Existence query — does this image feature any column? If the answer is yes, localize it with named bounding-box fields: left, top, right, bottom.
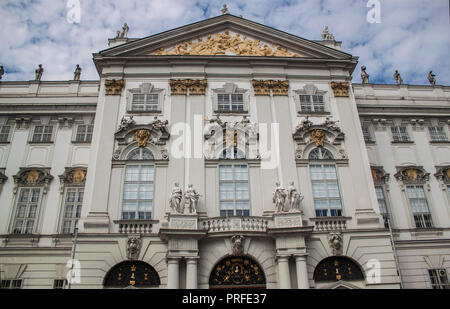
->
left=167, top=258, right=180, bottom=289
left=186, top=258, right=198, bottom=289
left=277, top=256, right=291, bottom=289
left=82, top=79, right=124, bottom=232
left=295, top=256, right=309, bottom=289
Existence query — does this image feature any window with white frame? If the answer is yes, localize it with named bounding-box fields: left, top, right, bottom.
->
left=406, top=185, right=433, bottom=228
left=61, top=188, right=83, bottom=234
left=75, top=124, right=94, bottom=143
left=131, top=93, right=159, bottom=112
left=299, top=94, right=325, bottom=113
left=1, top=279, right=23, bottom=289
left=375, top=186, right=390, bottom=229
left=219, top=164, right=250, bottom=217
left=31, top=125, right=53, bottom=143
left=122, top=148, right=155, bottom=220
left=12, top=188, right=41, bottom=234
left=0, top=125, right=11, bottom=143
left=217, top=93, right=245, bottom=112
left=309, top=148, right=343, bottom=217
left=447, top=185, right=450, bottom=203
left=428, top=269, right=450, bottom=289
left=428, top=126, right=448, bottom=142
left=391, top=126, right=410, bottom=142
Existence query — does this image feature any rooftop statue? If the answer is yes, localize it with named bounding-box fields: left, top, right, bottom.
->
left=428, top=71, right=436, bottom=86
left=361, top=66, right=369, bottom=84
left=393, top=70, right=403, bottom=85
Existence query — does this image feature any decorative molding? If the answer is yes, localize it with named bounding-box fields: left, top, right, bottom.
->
left=105, top=79, right=125, bottom=96
left=152, top=31, right=300, bottom=57
left=434, top=166, right=450, bottom=185
left=169, top=79, right=207, bottom=95
left=59, top=167, right=87, bottom=193
left=330, top=82, right=349, bottom=97
left=135, top=129, right=150, bottom=148
left=371, top=166, right=390, bottom=185
left=252, top=80, right=289, bottom=96
left=394, top=166, right=430, bottom=184
left=13, top=168, right=54, bottom=194
left=231, top=235, right=245, bottom=255
left=328, top=232, right=343, bottom=255
left=127, top=236, right=142, bottom=260
left=293, top=117, right=345, bottom=160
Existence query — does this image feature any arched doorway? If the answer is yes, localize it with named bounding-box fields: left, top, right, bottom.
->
left=209, top=256, right=266, bottom=289
left=313, top=256, right=365, bottom=289
left=103, top=261, right=160, bottom=288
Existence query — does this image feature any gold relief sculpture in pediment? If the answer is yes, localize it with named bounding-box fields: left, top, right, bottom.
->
left=152, top=31, right=301, bottom=58
left=135, top=129, right=151, bottom=148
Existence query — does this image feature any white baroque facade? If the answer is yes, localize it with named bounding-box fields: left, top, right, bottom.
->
left=0, top=14, right=448, bottom=289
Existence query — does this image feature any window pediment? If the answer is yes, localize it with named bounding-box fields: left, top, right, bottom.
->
left=59, top=167, right=87, bottom=186
left=13, top=168, right=53, bottom=194
left=394, top=166, right=429, bottom=184
left=371, top=166, right=390, bottom=185
left=434, top=166, right=450, bottom=184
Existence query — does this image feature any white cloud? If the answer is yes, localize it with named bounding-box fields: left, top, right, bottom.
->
left=0, top=0, right=448, bottom=85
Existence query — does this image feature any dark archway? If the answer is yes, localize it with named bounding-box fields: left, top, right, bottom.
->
left=209, top=256, right=266, bottom=289
left=103, top=261, right=160, bottom=288
left=313, top=256, right=364, bottom=283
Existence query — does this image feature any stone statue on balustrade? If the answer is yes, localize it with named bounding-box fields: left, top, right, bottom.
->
left=35, top=64, right=44, bottom=81
left=73, top=64, right=82, bottom=81
left=273, top=182, right=287, bottom=213
left=169, top=182, right=183, bottom=214
left=184, top=184, right=200, bottom=214
left=287, top=182, right=304, bottom=213
left=361, top=66, right=369, bottom=84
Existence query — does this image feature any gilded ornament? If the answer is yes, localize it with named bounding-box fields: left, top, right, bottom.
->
left=135, top=129, right=150, bottom=148
left=105, top=79, right=125, bottom=96
left=371, top=169, right=377, bottom=181
left=406, top=169, right=418, bottom=181
left=330, top=82, right=349, bottom=97
left=152, top=32, right=300, bottom=58
left=252, top=80, right=289, bottom=96
left=445, top=168, right=450, bottom=180
left=27, top=170, right=40, bottom=183
left=311, top=129, right=325, bottom=147
left=72, top=170, right=86, bottom=183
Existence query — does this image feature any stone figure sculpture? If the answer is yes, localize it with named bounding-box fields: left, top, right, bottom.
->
left=273, top=182, right=287, bottom=213
left=231, top=235, right=245, bottom=255
left=393, top=70, right=403, bottom=85
left=0, top=66, right=4, bottom=80
left=428, top=71, right=436, bottom=86
left=127, top=236, right=142, bottom=260
left=73, top=64, right=82, bottom=81
left=169, top=182, right=183, bottom=214
left=118, top=115, right=135, bottom=132
left=184, top=184, right=200, bottom=214
left=361, top=66, right=369, bottom=84
left=287, top=182, right=304, bottom=213
left=221, top=4, right=229, bottom=14
left=35, top=64, right=44, bottom=81
left=116, top=23, right=129, bottom=39
left=321, top=26, right=335, bottom=40
left=328, top=232, right=343, bottom=255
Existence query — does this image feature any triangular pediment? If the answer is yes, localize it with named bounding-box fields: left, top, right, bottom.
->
left=99, top=14, right=353, bottom=60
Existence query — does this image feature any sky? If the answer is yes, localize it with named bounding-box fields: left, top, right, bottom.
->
left=0, top=0, right=449, bottom=85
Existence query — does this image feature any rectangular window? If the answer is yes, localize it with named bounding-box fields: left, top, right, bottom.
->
left=375, top=186, right=390, bottom=229
left=299, top=95, right=325, bottom=113
left=32, top=125, right=53, bottom=143
left=61, top=188, right=83, bottom=234
left=362, top=124, right=373, bottom=143
left=310, top=164, right=343, bottom=217
left=447, top=185, right=450, bottom=203
left=219, top=165, right=250, bottom=217
left=75, top=125, right=94, bottom=142
left=122, top=165, right=154, bottom=220
left=0, top=125, right=11, bottom=143
left=53, top=279, right=67, bottom=289
left=13, top=188, right=41, bottom=234
left=217, top=93, right=244, bottom=112
left=391, top=126, right=410, bottom=142
left=428, top=126, right=448, bottom=142
left=428, top=269, right=450, bottom=289
left=131, top=93, right=159, bottom=112
left=406, top=185, right=433, bottom=228
left=1, top=279, right=23, bottom=289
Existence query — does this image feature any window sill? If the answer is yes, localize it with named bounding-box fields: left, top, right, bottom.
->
left=364, top=140, right=376, bottom=145
left=28, top=141, right=54, bottom=145
left=214, top=110, right=248, bottom=115
left=127, top=110, right=162, bottom=115
left=0, top=141, right=11, bottom=145
left=71, top=141, right=92, bottom=145
left=391, top=141, right=414, bottom=145
left=297, top=111, right=330, bottom=116
left=430, top=140, right=450, bottom=144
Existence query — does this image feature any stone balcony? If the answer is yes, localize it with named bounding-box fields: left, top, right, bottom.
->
left=310, top=216, right=351, bottom=231
left=113, top=219, right=158, bottom=234
left=199, top=216, right=270, bottom=233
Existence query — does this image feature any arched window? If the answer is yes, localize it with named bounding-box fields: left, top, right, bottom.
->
left=122, top=148, right=155, bottom=220
left=309, top=147, right=343, bottom=217
left=309, top=147, right=334, bottom=160
left=126, top=148, right=154, bottom=160
left=104, top=261, right=160, bottom=288
left=313, top=257, right=364, bottom=283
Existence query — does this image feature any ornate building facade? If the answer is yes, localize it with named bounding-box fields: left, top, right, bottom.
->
left=0, top=13, right=449, bottom=289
